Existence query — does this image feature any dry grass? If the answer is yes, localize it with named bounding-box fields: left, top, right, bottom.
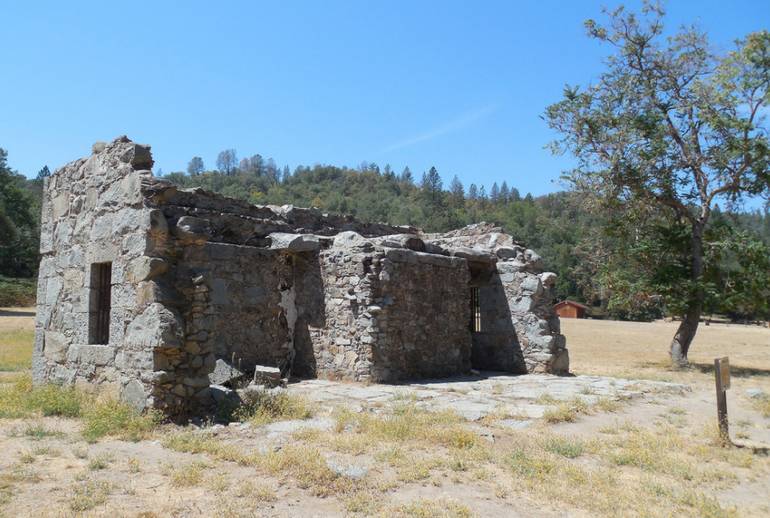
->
left=751, top=395, right=770, bottom=418
left=0, top=307, right=35, bottom=382
left=498, top=425, right=742, bottom=517
left=234, top=388, right=313, bottom=424
left=562, top=319, right=770, bottom=388
left=390, top=498, right=473, bottom=518
left=0, top=330, right=33, bottom=373
left=69, top=479, right=111, bottom=512
left=167, top=461, right=207, bottom=487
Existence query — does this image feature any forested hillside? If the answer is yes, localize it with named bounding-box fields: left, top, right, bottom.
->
left=1, top=145, right=768, bottom=320
left=163, top=153, right=770, bottom=321
left=0, top=149, right=46, bottom=305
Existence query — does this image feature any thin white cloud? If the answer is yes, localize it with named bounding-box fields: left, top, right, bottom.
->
left=381, top=105, right=497, bottom=153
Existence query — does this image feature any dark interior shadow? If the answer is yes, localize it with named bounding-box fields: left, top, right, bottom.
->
left=0, top=309, right=36, bottom=317
left=468, top=263, right=527, bottom=374
left=291, top=251, right=325, bottom=379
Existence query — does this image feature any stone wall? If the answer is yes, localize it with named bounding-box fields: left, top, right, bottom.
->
left=370, top=249, right=471, bottom=381
left=32, top=137, right=164, bottom=409
left=304, top=243, right=378, bottom=381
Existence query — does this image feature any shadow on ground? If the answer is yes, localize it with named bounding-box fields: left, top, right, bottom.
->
left=0, top=309, right=35, bottom=317
left=690, top=362, right=770, bottom=379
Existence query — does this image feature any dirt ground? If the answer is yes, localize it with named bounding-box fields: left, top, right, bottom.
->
left=1, top=310, right=769, bottom=517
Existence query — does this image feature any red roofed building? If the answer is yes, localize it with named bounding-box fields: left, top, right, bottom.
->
left=554, top=300, right=589, bottom=319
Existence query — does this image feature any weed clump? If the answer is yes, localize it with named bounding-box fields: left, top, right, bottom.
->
left=233, top=388, right=312, bottom=424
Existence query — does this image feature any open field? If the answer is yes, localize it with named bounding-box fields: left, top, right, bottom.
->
left=1, top=310, right=769, bottom=517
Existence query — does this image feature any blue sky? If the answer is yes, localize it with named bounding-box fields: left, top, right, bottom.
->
left=2, top=0, right=768, bottom=198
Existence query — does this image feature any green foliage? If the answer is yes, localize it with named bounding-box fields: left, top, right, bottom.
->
left=0, top=148, right=41, bottom=278
left=0, top=374, right=83, bottom=418
left=0, top=374, right=159, bottom=441
left=0, top=275, right=36, bottom=306
left=544, top=4, right=770, bottom=335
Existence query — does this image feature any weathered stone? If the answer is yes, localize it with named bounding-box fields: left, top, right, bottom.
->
left=121, top=379, right=148, bottom=412
left=43, top=331, right=68, bottom=362
left=126, top=256, right=168, bottom=283
left=208, top=359, right=246, bottom=386
left=173, top=216, right=211, bottom=242
left=378, top=234, right=425, bottom=252
left=253, top=365, right=282, bottom=387
left=268, top=232, right=321, bottom=252
left=449, top=246, right=496, bottom=264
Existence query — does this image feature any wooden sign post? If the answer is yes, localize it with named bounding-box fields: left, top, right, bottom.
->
left=714, top=356, right=731, bottom=444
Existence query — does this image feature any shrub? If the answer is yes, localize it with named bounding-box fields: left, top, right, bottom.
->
left=234, top=389, right=312, bottom=424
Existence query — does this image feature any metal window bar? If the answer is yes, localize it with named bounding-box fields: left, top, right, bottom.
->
left=470, top=287, right=481, bottom=333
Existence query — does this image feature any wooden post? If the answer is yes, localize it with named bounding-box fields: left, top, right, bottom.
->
left=714, top=357, right=730, bottom=444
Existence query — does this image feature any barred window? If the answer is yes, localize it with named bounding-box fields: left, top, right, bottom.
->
left=89, top=262, right=112, bottom=344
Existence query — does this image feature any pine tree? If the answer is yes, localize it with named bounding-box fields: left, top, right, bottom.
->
left=500, top=181, right=510, bottom=202
left=400, top=166, right=414, bottom=184
left=490, top=182, right=500, bottom=202
left=449, top=175, right=464, bottom=199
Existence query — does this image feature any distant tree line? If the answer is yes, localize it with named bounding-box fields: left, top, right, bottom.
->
left=163, top=148, right=770, bottom=323
left=0, top=142, right=767, bottom=321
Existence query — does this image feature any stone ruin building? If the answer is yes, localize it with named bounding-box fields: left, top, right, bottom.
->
left=32, top=136, right=569, bottom=418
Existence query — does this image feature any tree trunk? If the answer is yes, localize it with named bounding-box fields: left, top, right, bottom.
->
left=669, top=221, right=705, bottom=367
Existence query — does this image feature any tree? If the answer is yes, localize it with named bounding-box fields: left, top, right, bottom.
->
left=0, top=148, right=38, bottom=277
left=449, top=175, right=464, bottom=199
left=36, top=165, right=51, bottom=180
left=421, top=166, right=443, bottom=204
left=490, top=182, right=500, bottom=202
left=468, top=183, right=479, bottom=200
left=216, top=149, right=238, bottom=175
left=399, top=166, right=414, bottom=184
left=545, top=3, right=770, bottom=366
left=500, top=181, right=510, bottom=202
left=187, top=156, right=204, bottom=176
left=265, top=158, right=279, bottom=183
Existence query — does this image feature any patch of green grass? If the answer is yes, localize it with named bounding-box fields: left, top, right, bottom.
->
left=541, top=436, right=584, bottom=458
left=0, top=374, right=84, bottom=418
left=9, top=422, right=65, bottom=440
left=82, top=399, right=161, bottom=442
